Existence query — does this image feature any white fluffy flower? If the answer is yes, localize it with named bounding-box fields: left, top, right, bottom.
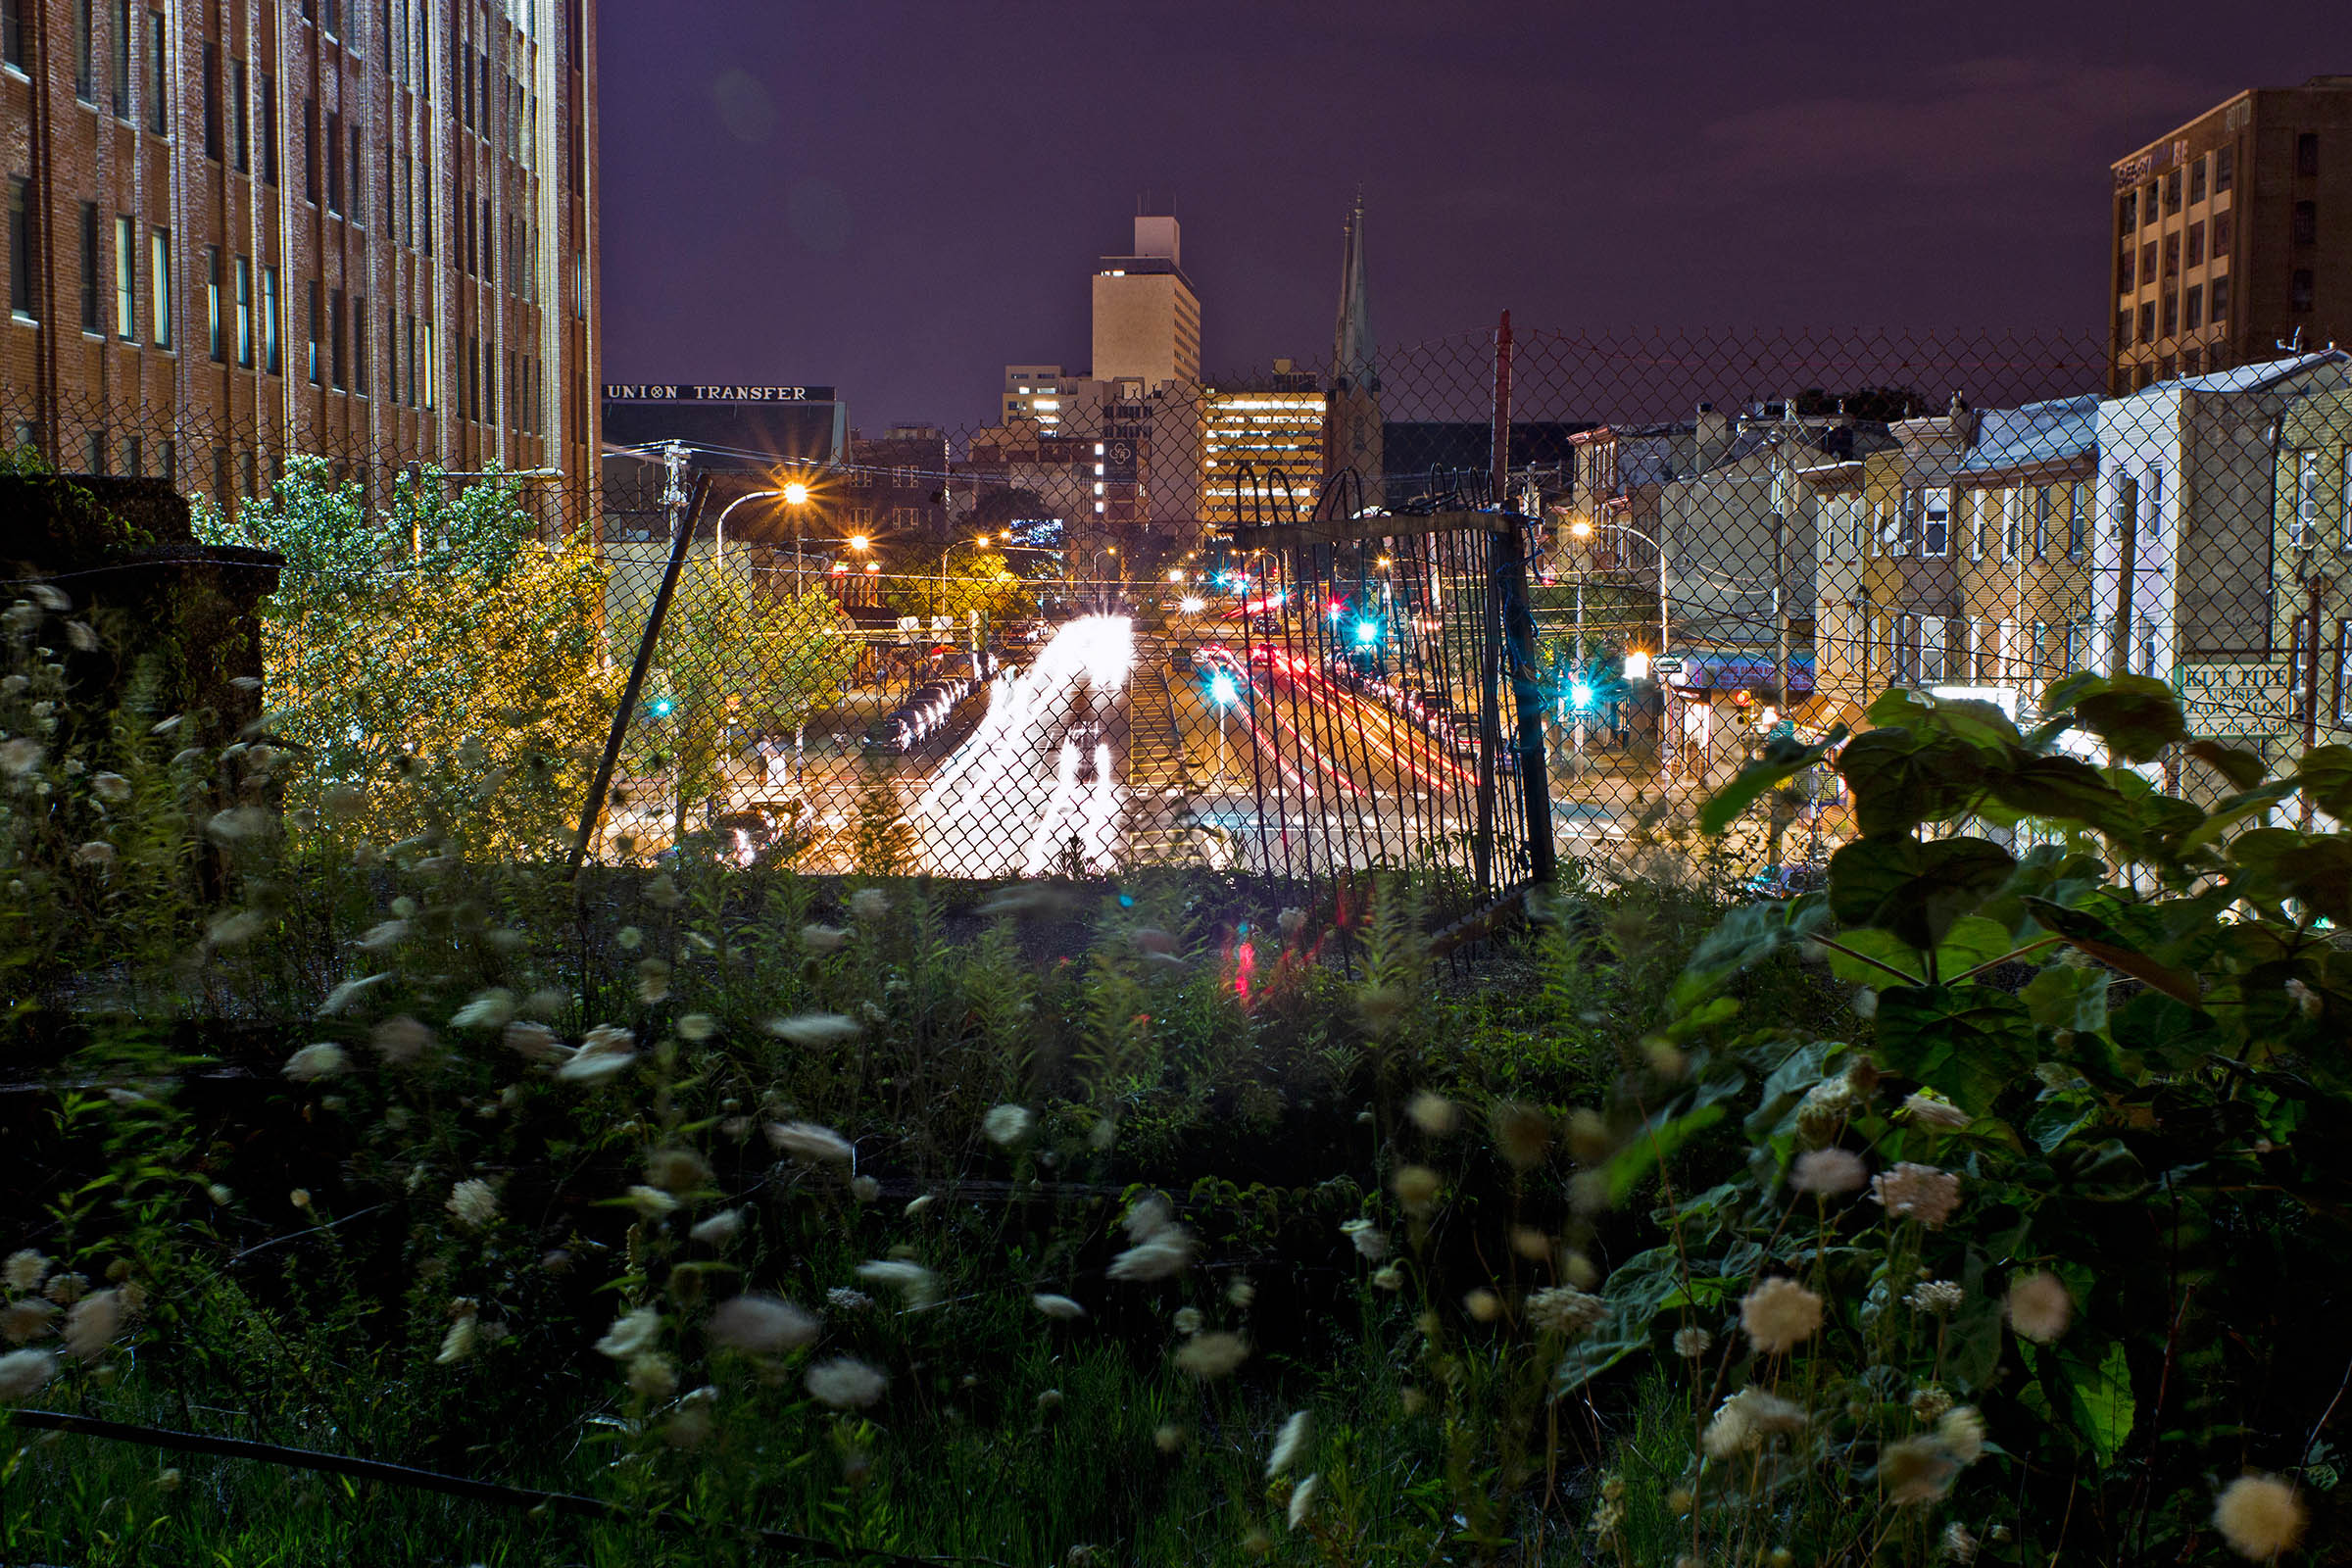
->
left=982, top=1103, right=1034, bottom=1147
left=855, top=1259, right=938, bottom=1307
left=557, top=1025, right=637, bottom=1084
left=1287, top=1472, right=1320, bottom=1531
left=1267, top=1409, right=1312, bottom=1477
left=0, top=1348, right=59, bottom=1402
left=805, top=1355, right=888, bottom=1408
left=369, top=1014, right=436, bottom=1066
left=2, top=1250, right=45, bottom=1294
left=1109, top=1228, right=1196, bottom=1282
left=450, top=989, right=515, bottom=1029
left=60, top=1289, right=122, bottom=1358
left=2005, top=1270, right=2073, bottom=1344
left=436, top=1316, right=478, bottom=1364
left=282, top=1043, right=350, bottom=1082
left=1341, top=1218, right=1389, bottom=1260
left=766, top=1012, right=862, bottom=1047
left=1033, top=1294, right=1086, bottom=1320
left=445, top=1179, right=498, bottom=1230
left=1740, top=1277, right=1825, bottom=1354
left=595, top=1307, right=662, bottom=1360
left=1902, top=1092, right=1973, bottom=1130
left=2213, top=1474, right=2307, bottom=1560
left=1789, top=1148, right=1867, bottom=1196
left=1526, top=1286, right=1608, bottom=1339
left=708, top=1295, right=818, bottom=1354
left=847, top=888, right=891, bottom=922
left=765, top=1121, right=855, bottom=1164
left=1172, top=1331, right=1250, bottom=1380
left=689, top=1208, right=744, bottom=1246
left=1871, top=1162, right=1962, bottom=1228
left=800, top=923, right=851, bottom=955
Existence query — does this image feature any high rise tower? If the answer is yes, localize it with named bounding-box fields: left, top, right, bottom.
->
left=1324, top=198, right=1382, bottom=497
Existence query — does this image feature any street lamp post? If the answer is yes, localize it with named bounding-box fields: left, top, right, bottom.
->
left=712, top=478, right=811, bottom=586
left=1570, top=515, right=1674, bottom=785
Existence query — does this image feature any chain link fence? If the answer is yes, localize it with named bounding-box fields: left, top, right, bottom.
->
left=9, top=321, right=2348, bottom=920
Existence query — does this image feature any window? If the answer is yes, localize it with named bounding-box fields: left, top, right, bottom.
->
left=2185, top=285, right=2204, bottom=331
left=2070, top=482, right=2088, bottom=560
left=2118, top=249, right=2135, bottom=292
left=1966, top=490, right=1984, bottom=560
left=2033, top=619, right=2049, bottom=679
left=306, top=278, right=319, bottom=382
left=348, top=124, right=362, bottom=220
left=76, top=202, right=97, bottom=329
left=148, top=226, right=168, bottom=346
left=5, top=178, right=30, bottom=320
left=74, top=0, right=92, bottom=99
left=2183, top=347, right=2203, bottom=376
left=233, top=254, right=250, bottom=365
left=2211, top=275, right=2231, bottom=323
left=479, top=196, right=491, bottom=283
left=230, top=60, right=248, bottom=172
left=259, top=74, right=276, bottom=183
left=1922, top=489, right=1949, bottom=557
left=328, top=286, right=343, bottom=388
left=202, top=41, right=226, bottom=157
left=2293, top=615, right=2316, bottom=720
left=261, top=265, right=278, bottom=372
left=109, top=0, right=127, bottom=118
left=1, top=0, right=20, bottom=70
left=122, top=432, right=139, bottom=476
left=2186, top=222, right=2204, bottom=268
left=2139, top=302, right=2157, bottom=344
left=303, top=97, right=318, bottom=202
left=2296, top=451, right=2323, bottom=547
left=113, top=215, right=132, bottom=336
left=2163, top=233, right=2180, bottom=277
left=326, top=110, right=341, bottom=212
left=2214, top=212, right=2232, bottom=253
left=2336, top=620, right=2352, bottom=727
left=2162, top=292, right=2179, bottom=337
left=204, top=246, right=220, bottom=359
left=463, top=192, right=474, bottom=272
left=83, top=429, right=104, bottom=473
left=145, top=12, right=165, bottom=134
left=2140, top=239, right=2155, bottom=282
left=2189, top=154, right=2207, bottom=205
left=2293, top=201, right=2318, bottom=247
left=2119, top=190, right=2137, bottom=233
left=2164, top=168, right=2180, bottom=215
left=2293, top=270, right=2317, bottom=314
left=420, top=318, right=433, bottom=408
left=2002, top=486, right=2021, bottom=556
left=2298, top=132, right=2320, bottom=177
left=2216, top=144, right=2235, bottom=192
left=2115, top=309, right=2131, bottom=348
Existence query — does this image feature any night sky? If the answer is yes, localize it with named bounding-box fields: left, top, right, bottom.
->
left=597, top=1, right=2336, bottom=434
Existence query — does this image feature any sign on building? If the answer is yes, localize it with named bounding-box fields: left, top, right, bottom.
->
left=2173, top=662, right=2295, bottom=739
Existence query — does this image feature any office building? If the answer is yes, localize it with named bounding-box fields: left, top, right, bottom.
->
left=1091, top=214, right=1199, bottom=393
left=1001, top=365, right=1081, bottom=433
left=1201, top=359, right=1321, bottom=528
left=2109, top=76, right=2352, bottom=393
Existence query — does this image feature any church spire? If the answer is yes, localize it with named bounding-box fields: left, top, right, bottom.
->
left=1332, top=194, right=1376, bottom=393
left=1324, top=194, right=1383, bottom=493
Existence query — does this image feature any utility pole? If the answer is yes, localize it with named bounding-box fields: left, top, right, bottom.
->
left=661, top=442, right=691, bottom=551
left=2303, top=574, right=2328, bottom=829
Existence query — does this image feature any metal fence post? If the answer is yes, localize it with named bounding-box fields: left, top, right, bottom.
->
left=1497, top=515, right=1556, bottom=885
left=1473, top=311, right=1514, bottom=891
left=568, top=472, right=711, bottom=877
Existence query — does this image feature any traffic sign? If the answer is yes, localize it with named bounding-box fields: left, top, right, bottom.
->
left=1652, top=657, right=1685, bottom=675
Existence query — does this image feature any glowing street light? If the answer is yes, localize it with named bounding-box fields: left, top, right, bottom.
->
left=781, top=480, right=809, bottom=507
left=848, top=533, right=870, bottom=552
left=1570, top=679, right=1594, bottom=710
left=1178, top=595, right=1205, bottom=613
left=1353, top=619, right=1379, bottom=647
left=1207, top=668, right=1240, bottom=786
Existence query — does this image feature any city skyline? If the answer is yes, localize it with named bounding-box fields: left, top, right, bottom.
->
left=597, top=0, right=2334, bottom=432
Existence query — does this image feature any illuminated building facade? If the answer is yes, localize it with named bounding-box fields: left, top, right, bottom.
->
left=1202, top=359, right=1322, bottom=527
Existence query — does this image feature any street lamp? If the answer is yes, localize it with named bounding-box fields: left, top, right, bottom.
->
left=1207, top=667, right=1240, bottom=785
left=1570, top=515, right=1675, bottom=783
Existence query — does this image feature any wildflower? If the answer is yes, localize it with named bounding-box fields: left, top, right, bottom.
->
left=848, top=888, right=890, bottom=922
left=320, top=784, right=366, bottom=820
left=282, top=1043, right=349, bottom=1082
left=354, top=919, right=409, bottom=955
left=1268, top=1409, right=1311, bottom=1477
left=523, top=986, right=569, bottom=1017
left=1287, top=1472, right=1320, bottom=1530
left=805, top=1356, right=888, bottom=1408
left=503, top=1021, right=562, bottom=1061
left=595, top=1307, right=661, bottom=1360
left=1871, top=1162, right=1962, bottom=1228
left=0, top=738, right=42, bottom=776
left=1109, top=1205, right=1196, bottom=1281
left=766, top=1121, right=856, bottom=1164
left=1674, top=1326, right=1712, bottom=1359
left=1941, top=1521, right=1980, bottom=1563
left=1880, top=1434, right=1962, bottom=1504
left=64, top=620, right=97, bottom=651
left=826, top=1288, right=873, bottom=1312
left=73, top=841, right=115, bottom=870
left=1527, top=1286, right=1607, bottom=1339
left=370, top=1015, right=437, bottom=1067
left=318, top=973, right=388, bottom=1016
left=1937, top=1405, right=1986, bottom=1465
left=856, top=1259, right=939, bottom=1307
left=0, top=1348, right=59, bottom=1402
left=205, top=805, right=275, bottom=843
left=801, top=922, right=851, bottom=954
left=647, top=1148, right=711, bottom=1195
left=628, top=1353, right=678, bottom=1400
left=206, top=1184, right=231, bottom=1205
left=635, top=959, right=670, bottom=1004
left=1173, top=1305, right=1204, bottom=1336
left=1903, top=1092, right=1972, bottom=1130
left=450, top=989, right=515, bottom=1030
left=1491, top=1101, right=1550, bottom=1168
left=285, top=1193, right=311, bottom=1215
left=615, top=926, right=644, bottom=952
left=642, top=873, right=683, bottom=909
left=982, top=1103, right=1034, bottom=1147
left=1227, top=1277, right=1256, bottom=1309
left=2213, top=1475, right=2306, bottom=1560
left=1906, top=1279, right=1965, bottom=1315
left=1034, top=1294, right=1086, bottom=1320
left=690, top=1209, right=744, bottom=1247
left=436, top=1316, right=478, bottom=1364
left=1910, top=1384, right=1955, bottom=1422
left=1342, top=1218, right=1389, bottom=1260
left=904, top=1193, right=935, bottom=1218
left=5, top=1250, right=49, bottom=1294
left=206, top=908, right=270, bottom=947
left=1035, top=1387, right=1063, bottom=1414
left=1407, top=1091, right=1457, bottom=1134
left=766, top=1012, right=862, bottom=1047
left=1740, top=1277, right=1825, bottom=1354
left=676, top=1012, right=717, bottom=1042
left=1173, top=1330, right=1250, bottom=1380
left=2006, top=1270, right=2072, bottom=1343
left=557, top=1025, right=638, bottom=1084
left=445, top=1179, right=498, bottom=1231
left=1277, top=906, right=1306, bottom=938
left=627, top=1185, right=680, bottom=1218
left=1790, top=1148, right=1867, bottom=1196
left=90, top=771, right=131, bottom=804
left=0, top=1291, right=55, bottom=1342
left=1126, top=1195, right=1175, bottom=1241
left=61, top=1289, right=122, bottom=1358
left=1392, top=1164, right=1441, bottom=1215
left=1372, top=1264, right=1403, bottom=1292
left=709, top=1295, right=818, bottom=1354
left=1463, top=1289, right=1501, bottom=1322
left=1153, top=1423, right=1186, bottom=1453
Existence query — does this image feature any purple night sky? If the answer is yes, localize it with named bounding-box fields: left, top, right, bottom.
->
left=596, top=1, right=2335, bottom=434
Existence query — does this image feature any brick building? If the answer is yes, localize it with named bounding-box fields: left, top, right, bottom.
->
left=1, top=0, right=600, bottom=530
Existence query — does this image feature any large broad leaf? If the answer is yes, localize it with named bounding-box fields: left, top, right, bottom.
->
left=2052, top=1338, right=2137, bottom=1469
left=1829, top=835, right=2016, bottom=954
left=2294, top=744, right=2352, bottom=820
left=1554, top=1246, right=1688, bottom=1395
left=2038, top=670, right=2108, bottom=716
left=2185, top=739, right=2266, bottom=793
left=2022, top=962, right=2109, bottom=1034
left=2021, top=898, right=2202, bottom=1004
left=1669, top=896, right=1830, bottom=1014
left=1697, top=725, right=1848, bottom=836
left=1872, top=984, right=2037, bottom=1115
left=2175, top=780, right=2298, bottom=857
left=2075, top=674, right=2187, bottom=763
left=1984, top=756, right=2132, bottom=833
left=1837, top=732, right=1988, bottom=838
left=1602, top=1102, right=1728, bottom=1207
left=2227, top=828, right=2352, bottom=923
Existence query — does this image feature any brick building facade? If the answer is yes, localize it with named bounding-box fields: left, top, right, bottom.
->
left=1, top=0, right=599, bottom=530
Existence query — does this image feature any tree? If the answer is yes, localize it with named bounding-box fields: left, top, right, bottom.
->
left=195, top=459, right=615, bottom=851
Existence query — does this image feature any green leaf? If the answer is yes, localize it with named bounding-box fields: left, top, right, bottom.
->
left=1837, top=731, right=1987, bottom=838
left=2076, top=674, right=2187, bottom=763
left=2185, top=739, right=2266, bottom=792
left=2295, top=745, right=2352, bottom=820
left=1554, top=1246, right=1689, bottom=1395
left=1829, top=835, right=2017, bottom=954
left=1984, top=756, right=2132, bottom=831
left=1696, top=724, right=1848, bottom=836
left=1821, top=927, right=1926, bottom=987
left=2038, top=670, right=2108, bottom=715
left=1871, top=985, right=2037, bottom=1115
left=1603, top=1102, right=1728, bottom=1207
left=2058, top=1337, right=2137, bottom=1467
left=2022, top=963, right=2110, bottom=1035
left=1669, top=897, right=1830, bottom=1014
